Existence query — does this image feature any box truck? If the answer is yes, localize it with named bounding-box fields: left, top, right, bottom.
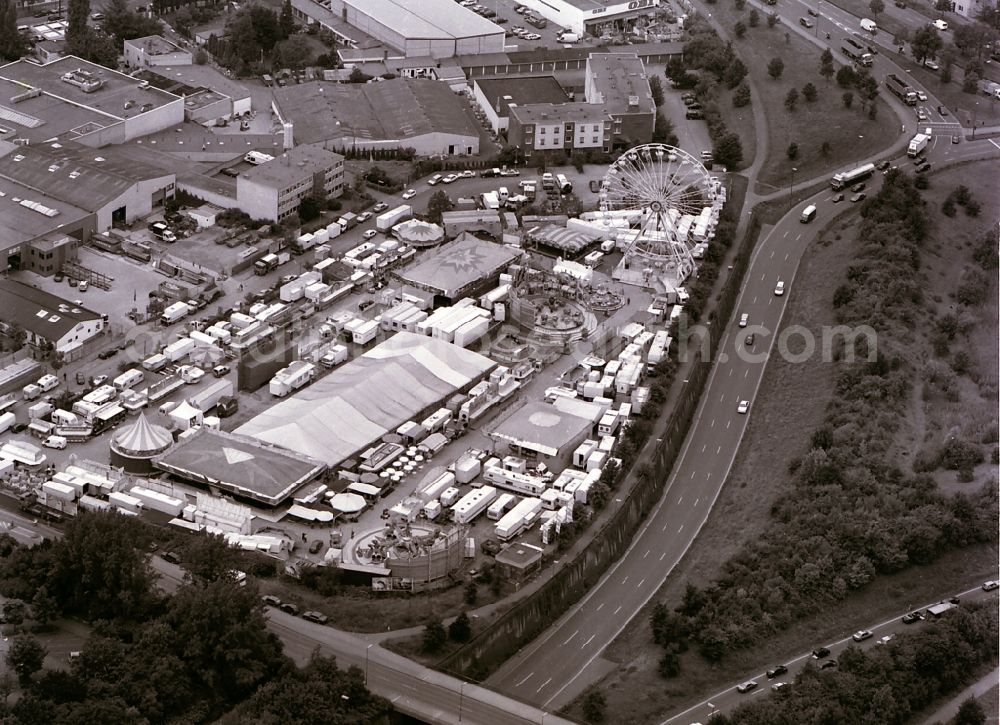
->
left=161, top=301, right=192, bottom=325
left=0, top=411, right=15, bottom=434
left=189, top=379, right=234, bottom=412
left=907, top=132, right=931, bottom=157
left=163, top=337, right=196, bottom=362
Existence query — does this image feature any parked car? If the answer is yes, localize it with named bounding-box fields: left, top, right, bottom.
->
left=852, top=629, right=873, bottom=642
left=983, top=581, right=999, bottom=591
left=261, top=595, right=281, bottom=607
left=402, top=189, right=417, bottom=200
left=736, top=681, right=758, bottom=694
left=766, top=664, right=788, bottom=678
left=302, top=611, right=328, bottom=624
left=373, top=202, right=389, bottom=212
left=212, top=364, right=231, bottom=378
left=812, top=647, right=831, bottom=659
left=460, top=170, right=475, bottom=178
left=877, top=634, right=895, bottom=645
left=357, top=211, right=373, bottom=222
left=442, top=174, right=459, bottom=184
left=363, top=229, right=378, bottom=240
left=820, top=660, right=839, bottom=670
left=280, top=274, right=298, bottom=284
left=91, top=375, right=109, bottom=387
left=902, top=611, right=924, bottom=624
left=924, top=60, right=939, bottom=70
left=427, top=174, right=443, bottom=185
left=278, top=602, right=299, bottom=615
left=772, top=682, right=789, bottom=692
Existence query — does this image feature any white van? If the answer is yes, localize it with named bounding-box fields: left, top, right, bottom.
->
left=0, top=411, right=15, bottom=434
left=600, top=239, right=616, bottom=253
left=43, top=435, right=67, bottom=450
left=800, top=204, right=817, bottom=223
left=37, top=374, right=59, bottom=392
left=932, top=19, right=948, bottom=30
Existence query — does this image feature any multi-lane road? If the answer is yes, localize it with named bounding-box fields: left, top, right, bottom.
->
left=663, top=584, right=999, bottom=724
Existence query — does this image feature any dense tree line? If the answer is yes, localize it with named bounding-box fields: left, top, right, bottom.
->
left=0, top=512, right=390, bottom=723
left=710, top=602, right=998, bottom=725
left=651, top=172, right=998, bottom=665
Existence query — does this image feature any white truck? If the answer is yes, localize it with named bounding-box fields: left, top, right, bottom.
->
left=557, top=31, right=580, bottom=43
left=494, top=496, right=543, bottom=541
left=161, top=301, right=193, bottom=326
left=269, top=360, right=316, bottom=397
left=860, top=17, right=877, bottom=32
left=0, top=411, right=15, bottom=434
left=163, top=337, right=196, bottom=363
left=907, top=131, right=931, bottom=157
left=189, top=378, right=235, bottom=413
left=376, top=205, right=412, bottom=232
left=487, top=493, right=517, bottom=521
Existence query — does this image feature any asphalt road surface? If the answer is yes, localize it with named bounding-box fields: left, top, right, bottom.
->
left=662, top=584, right=999, bottom=725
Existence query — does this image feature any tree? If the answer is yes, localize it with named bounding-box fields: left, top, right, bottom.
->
left=3, top=599, right=26, bottom=626
left=648, top=74, right=664, bottom=106
left=734, top=20, right=746, bottom=38
left=955, top=698, right=987, bottom=725
left=422, top=620, right=447, bottom=653
left=0, top=0, right=26, bottom=61
left=102, top=0, right=162, bottom=46
left=658, top=649, right=681, bottom=677
left=464, top=580, right=478, bottom=605
left=748, top=8, right=760, bottom=26
left=768, top=57, right=785, bottom=80
left=836, top=65, right=858, bottom=87
left=273, top=37, right=311, bottom=71
left=713, top=132, right=743, bottom=169
left=820, top=48, right=835, bottom=81
left=953, top=23, right=997, bottom=60
left=581, top=690, right=607, bottom=723
left=767, top=12, right=779, bottom=27
left=652, top=110, right=679, bottom=145
left=820, top=140, right=832, bottom=157
left=787, top=142, right=799, bottom=159
left=869, top=0, right=885, bottom=19
left=426, top=189, right=453, bottom=223
left=349, top=67, right=373, bottom=83
left=182, top=533, right=240, bottom=585
left=279, top=0, right=295, bottom=38
left=448, top=612, right=472, bottom=642
left=8, top=635, right=46, bottom=686
left=163, top=579, right=284, bottom=699
left=911, top=25, right=944, bottom=63
left=802, top=82, right=818, bottom=102
left=733, top=82, right=751, bottom=107
left=30, top=586, right=58, bottom=629
left=784, top=87, right=799, bottom=110
left=842, top=91, right=855, bottom=108
left=723, top=58, right=747, bottom=88
left=67, top=0, right=91, bottom=52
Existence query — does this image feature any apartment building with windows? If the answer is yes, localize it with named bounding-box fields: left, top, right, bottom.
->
left=235, top=144, right=345, bottom=222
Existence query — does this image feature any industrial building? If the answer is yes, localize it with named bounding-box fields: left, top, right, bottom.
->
left=517, top=0, right=664, bottom=36
left=472, top=77, right=570, bottom=134
left=140, top=64, right=252, bottom=123
left=152, top=428, right=327, bottom=507
left=235, top=144, right=344, bottom=222
left=0, top=56, right=185, bottom=146
left=0, top=279, right=107, bottom=354
left=441, top=209, right=503, bottom=239
left=505, top=53, right=655, bottom=157
left=236, top=332, right=496, bottom=469
left=313, top=0, right=505, bottom=58
left=394, top=233, right=520, bottom=306
left=272, top=78, right=480, bottom=157
left=123, top=36, right=194, bottom=68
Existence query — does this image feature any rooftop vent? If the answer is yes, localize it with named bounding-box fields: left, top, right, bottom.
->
left=48, top=315, right=61, bottom=323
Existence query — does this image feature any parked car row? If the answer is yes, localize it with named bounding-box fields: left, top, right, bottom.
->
left=261, top=594, right=328, bottom=624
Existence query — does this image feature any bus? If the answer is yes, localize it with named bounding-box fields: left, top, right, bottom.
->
left=830, top=162, right=875, bottom=190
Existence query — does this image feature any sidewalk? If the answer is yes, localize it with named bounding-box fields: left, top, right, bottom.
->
left=921, top=667, right=999, bottom=725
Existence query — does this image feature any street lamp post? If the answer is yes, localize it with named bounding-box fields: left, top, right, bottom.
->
left=790, top=166, right=797, bottom=197
left=364, top=643, right=372, bottom=685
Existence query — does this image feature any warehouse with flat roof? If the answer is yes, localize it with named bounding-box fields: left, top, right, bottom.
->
left=326, top=0, right=505, bottom=58
left=394, top=233, right=520, bottom=305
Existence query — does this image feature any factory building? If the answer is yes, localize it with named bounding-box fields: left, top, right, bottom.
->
left=235, top=144, right=344, bottom=222
left=123, top=35, right=193, bottom=68
left=516, top=0, right=663, bottom=36
left=0, top=279, right=107, bottom=354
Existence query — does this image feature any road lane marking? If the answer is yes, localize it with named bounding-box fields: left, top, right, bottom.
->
left=581, top=636, right=595, bottom=649
left=784, top=253, right=789, bottom=261
left=563, top=630, right=578, bottom=646
left=536, top=677, right=552, bottom=693
left=614, top=606, right=622, bottom=615
left=596, top=603, right=604, bottom=612
left=637, top=578, right=646, bottom=588
left=710, top=418, right=715, bottom=427
left=690, top=470, right=696, bottom=479
left=660, top=552, right=667, bottom=561
left=516, top=672, right=534, bottom=687
left=744, top=369, right=749, bottom=378
left=719, top=393, right=725, bottom=402
left=678, top=524, right=684, bottom=533
left=717, top=445, right=722, bottom=455
left=677, top=495, right=683, bottom=504
left=694, top=498, right=700, bottom=506
left=644, top=550, right=651, bottom=559
left=662, top=522, right=669, bottom=531
left=702, top=443, right=707, bottom=452
left=622, top=576, right=629, bottom=584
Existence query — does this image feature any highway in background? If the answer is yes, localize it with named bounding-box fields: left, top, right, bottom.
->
left=662, top=584, right=999, bottom=725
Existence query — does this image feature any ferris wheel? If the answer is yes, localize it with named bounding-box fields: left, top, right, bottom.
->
left=600, top=144, right=716, bottom=285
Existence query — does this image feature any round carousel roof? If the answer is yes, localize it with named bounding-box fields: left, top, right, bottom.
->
left=393, top=219, right=444, bottom=245
left=330, top=492, right=366, bottom=514
left=111, top=413, right=173, bottom=456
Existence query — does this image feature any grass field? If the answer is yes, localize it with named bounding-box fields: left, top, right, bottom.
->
left=706, top=4, right=899, bottom=191
left=562, top=165, right=999, bottom=723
